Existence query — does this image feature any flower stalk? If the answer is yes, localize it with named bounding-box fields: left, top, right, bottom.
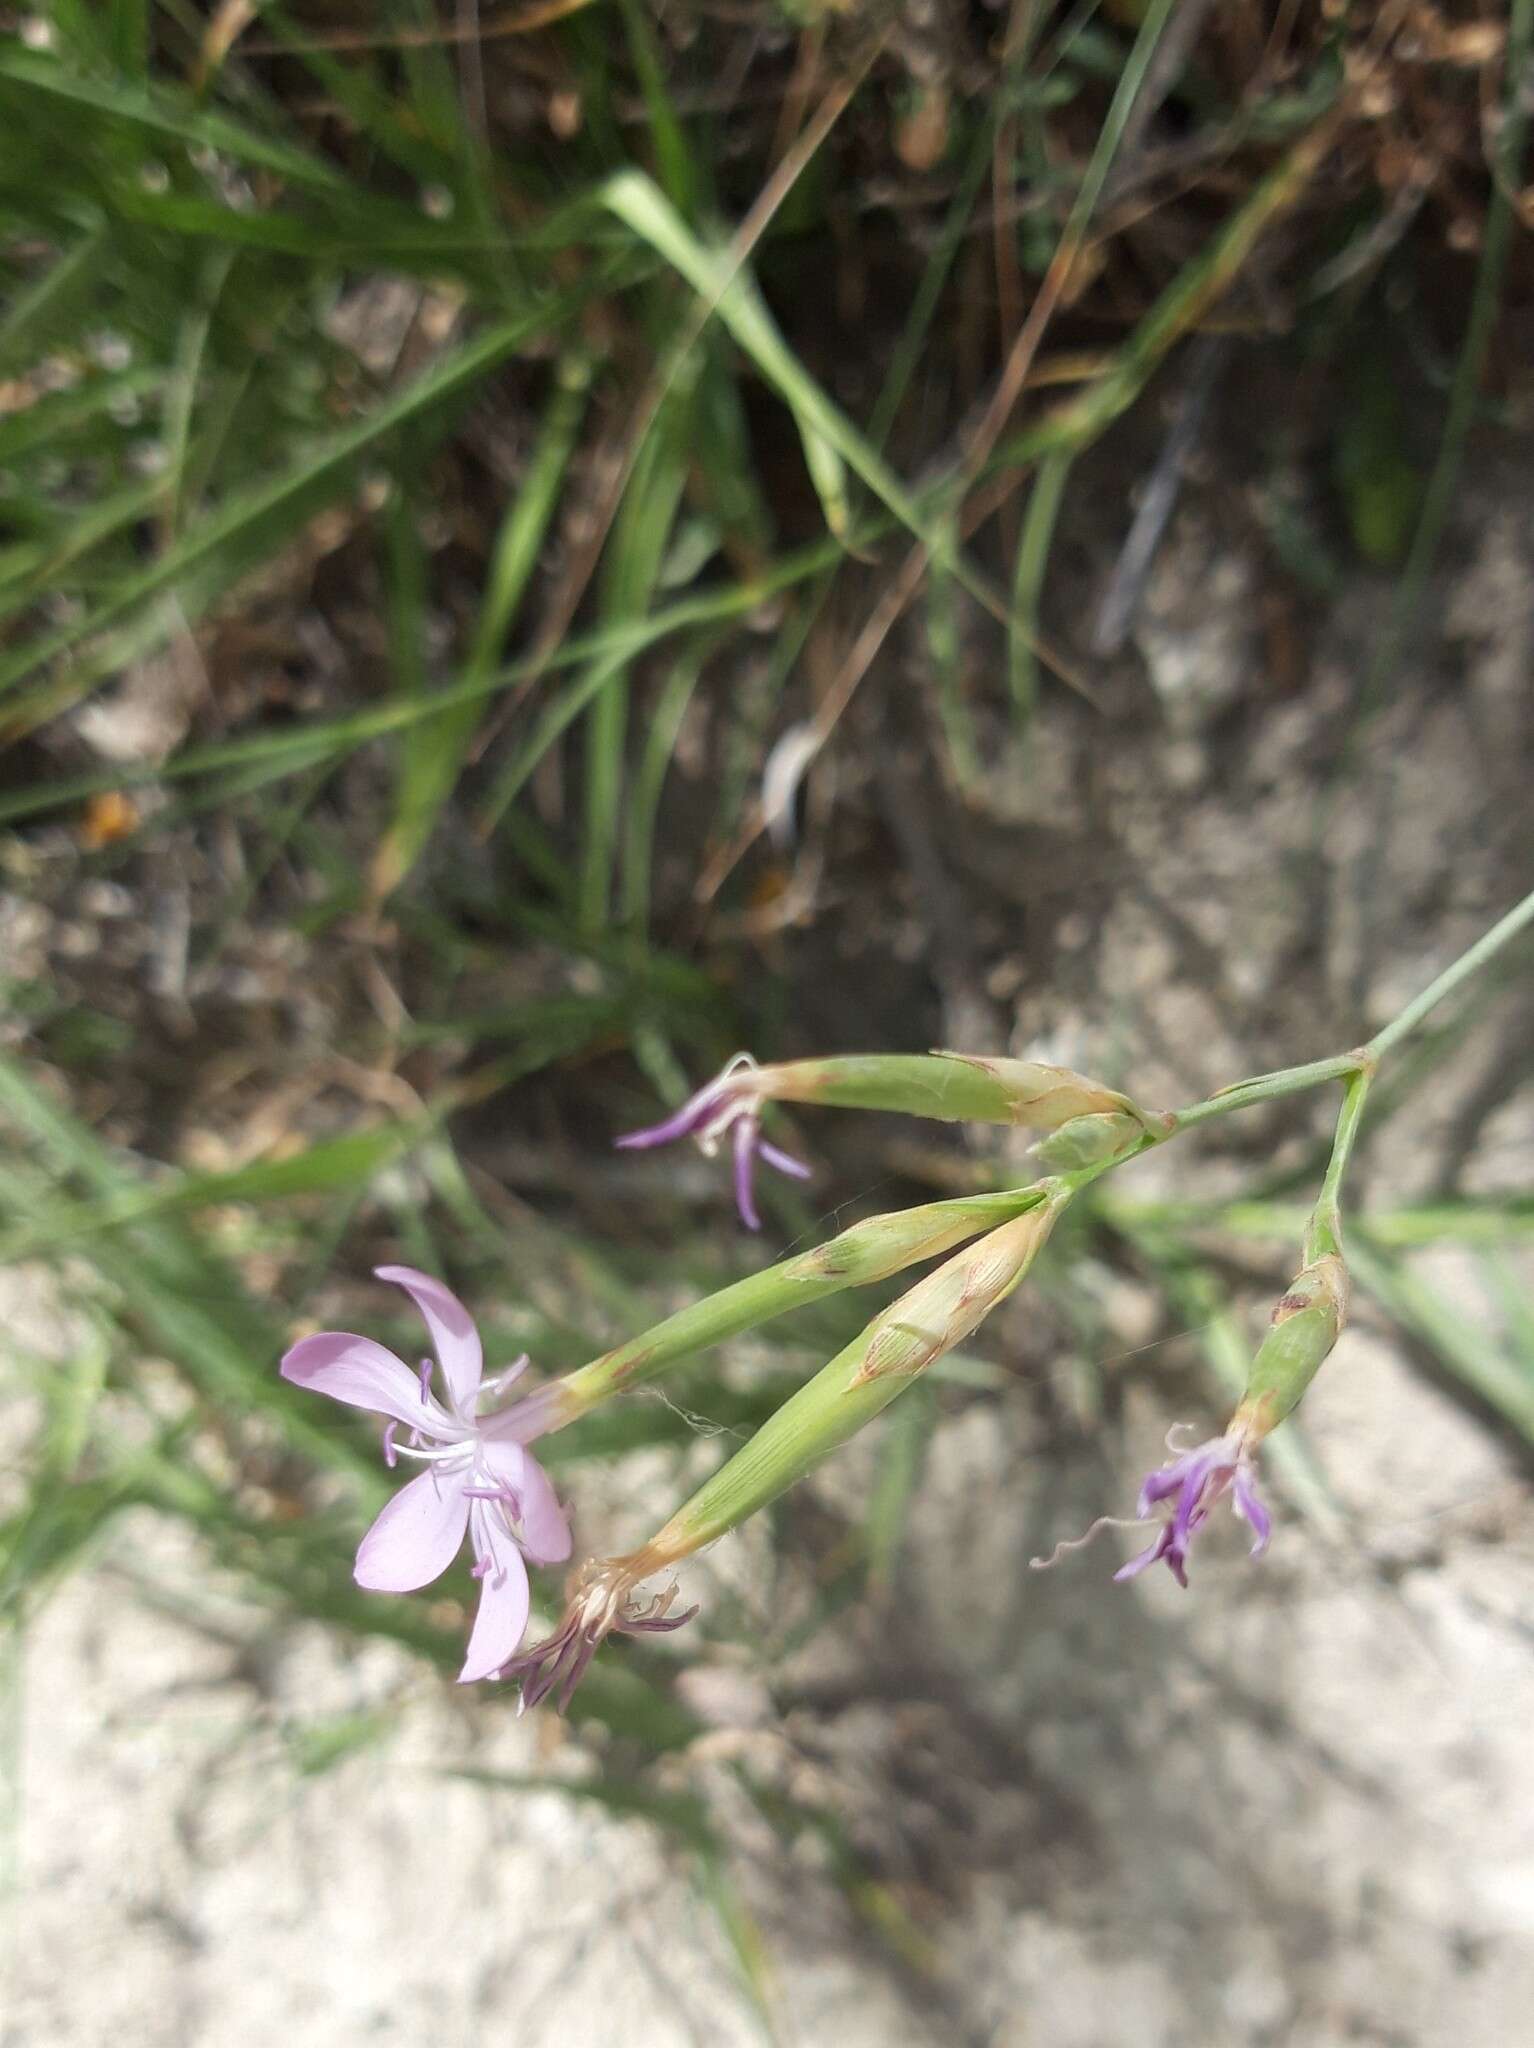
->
left=1303, top=1063, right=1373, bottom=1263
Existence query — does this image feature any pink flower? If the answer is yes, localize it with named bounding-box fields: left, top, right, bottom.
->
left=615, top=1053, right=811, bottom=1231
left=280, top=1266, right=572, bottom=1682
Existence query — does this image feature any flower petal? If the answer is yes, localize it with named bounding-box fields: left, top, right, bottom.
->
left=1114, top=1523, right=1173, bottom=1583
left=613, top=1087, right=720, bottom=1151
left=459, top=1503, right=531, bottom=1682
left=758, top=1139, right=813, bottom=1181
left=733, top=1118, right=761, bottom=1231
left=281, top=1331, right=451, bottom=1433
left=516, top=1458, right=573, bottom=1566
left=476, top=1436, right=528, bottom=1499
left=480, top=1440, right=571, bottom=1564
left=375, top=1265, right=483, bottom=1417
left=355, top=1467, right=470, bottom=1592
left=518, top=1459, right=573, bottom=1565
left=1137, top=1463, right=1190, bottom=1511
left=1231, top=1466, right=1272, bottom=1557
left=478, top=1379, right=565, bottom=1448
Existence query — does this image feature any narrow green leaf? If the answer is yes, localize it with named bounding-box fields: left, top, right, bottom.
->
left=0, top=1123, right=425, bottom=1262
left=0, top=299, right=592, bottom=703
left=376, top=355, right=593, bottom=897
left=620, top=641, right=709, bottom=937
left=1008, top=449, right=1072, bottom=727
left=1348, top=1236, right=1534, bottom=1444
left=579, top=377, right=694, bottom=930
left=0, top=46, right=355, bottom=192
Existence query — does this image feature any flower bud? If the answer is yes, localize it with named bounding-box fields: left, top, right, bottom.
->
left=554, top=1187, right=1050, bottom=1417
left=803, top=1189, right=1043, bottom=1285
left=852, top=1208, right=1054, bottom=1385
left=758, top=1053, right=1152, bottom=1133
left=631, top=1193, right=1067, bottom=1569
left=1030, top=1109, right=1151, bottom=1171
left=618, top=1050, right=1154, bottom=1223
left=1233, top=1252, right=1349, bottom=1440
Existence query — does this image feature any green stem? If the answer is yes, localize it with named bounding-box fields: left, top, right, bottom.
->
left=1167, top=1055, right=1362, bottom=1133
left=1305, top=1066, right=1373, bottom=1261
left=1364, top=884, right=1534, bottom=1060
left=1150, top=884, right=1534, bottom=1146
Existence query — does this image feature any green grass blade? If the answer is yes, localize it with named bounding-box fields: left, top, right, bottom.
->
left=0, top=1123, right=427, bottom=1262
left=0, top=298, right=596, bottom=707
left=0, top=536, right=846, bottom=829
left=1008, top=448, right=1073, bottom=727
left=579, top=376, right=695, bottom=930
left=0, top=44, right=354, bottom=192
left=617, top=0, right=699, bottom=214
left=601, top=171, right=915, bottom=546
left=0, top=227, right=110, bottom=374
left=620, top=640, right=710, bottom=937
left=1347, top=1235, right=1534, bottom=1444
left=376, top=354, right=594, bottom=898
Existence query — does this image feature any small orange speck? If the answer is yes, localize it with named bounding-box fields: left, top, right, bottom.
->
left=80, top=790, right=138, bottom=848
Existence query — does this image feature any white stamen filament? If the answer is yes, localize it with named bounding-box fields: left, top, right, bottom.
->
left=390, top=1438, right=475, bottom=1467
left=1029, top=1514, right=1153, bottom=1571
left=476, top=1355, right=531, bottom=1405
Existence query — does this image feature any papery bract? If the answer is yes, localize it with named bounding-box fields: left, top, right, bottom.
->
left=502, top=1564, right=697, bottom=1714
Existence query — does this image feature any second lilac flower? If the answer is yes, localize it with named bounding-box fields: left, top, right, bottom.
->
left=616, top=1052, right=811, bottom=1231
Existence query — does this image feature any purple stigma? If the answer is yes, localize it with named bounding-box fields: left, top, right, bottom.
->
left=730, top=1119, right=812, bottom=1231
left=1230, top=1466, right=1272, bottom=1555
